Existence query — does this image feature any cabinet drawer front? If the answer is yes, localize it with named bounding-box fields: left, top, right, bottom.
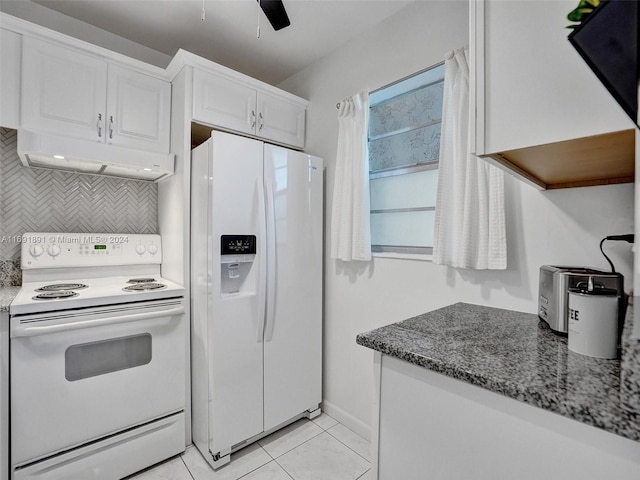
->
left=21, top=37, right=107, bottom=141
left=12, top=413, right=184, bottom=480
left=193, top=69, right=256, bottom=136
left=107, top=65, right=171, bottom=153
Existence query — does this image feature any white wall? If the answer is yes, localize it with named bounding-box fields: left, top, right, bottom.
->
left=0, top=0, right=171, bottom=67
left=459, top=179, right=633, bottom=309
left=279, top=0, right=634, bottom=439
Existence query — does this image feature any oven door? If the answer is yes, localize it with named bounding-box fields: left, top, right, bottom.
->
left=10, top=298, right=185, bottom=467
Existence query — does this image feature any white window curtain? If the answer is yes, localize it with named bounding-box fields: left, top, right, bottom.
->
left=330, top=91, right=372, bottom=262
left=433, top=46, right=507, bottom=270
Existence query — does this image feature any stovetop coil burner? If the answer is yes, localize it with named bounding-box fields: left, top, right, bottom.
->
left=32, top=291, right=80, bottom=300
left=123, top=282, right=167, bottom=292
left=36, top=283, right=88, bottom=292
left=127, top=278, right=157, bottom=284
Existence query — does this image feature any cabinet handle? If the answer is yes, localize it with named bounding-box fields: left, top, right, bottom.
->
left=251, top=110, right=256, bottom=129
left=259, top=112, right=264, bottom=131
left=97, top=113, right=103, bottom=138
left=109, top=116, right=114, bottom=139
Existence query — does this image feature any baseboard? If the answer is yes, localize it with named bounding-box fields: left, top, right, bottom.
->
left=321, top=400, right=371, bottom=441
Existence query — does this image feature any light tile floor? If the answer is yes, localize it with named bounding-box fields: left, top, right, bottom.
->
left=126, top=413, right=371, bottom=480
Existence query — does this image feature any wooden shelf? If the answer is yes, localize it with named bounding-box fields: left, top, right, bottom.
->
left=480, top=129, right=635, bottom=190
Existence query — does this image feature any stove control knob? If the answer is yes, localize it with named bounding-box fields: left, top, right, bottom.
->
left=148, top=244, right=158, bottom=255
left=135, top=244, right=146, bottom=255
left=47, top=244, right=61, bottom=257
left=29, top=244, right=44, bottom=257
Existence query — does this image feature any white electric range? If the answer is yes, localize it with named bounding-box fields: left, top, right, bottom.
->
left=11, top=233, right=184, bottom=315
left=9, top=233, right=186, bottom=480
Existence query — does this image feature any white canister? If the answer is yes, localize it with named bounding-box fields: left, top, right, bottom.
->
left=567, top=286, right=619, bottom=359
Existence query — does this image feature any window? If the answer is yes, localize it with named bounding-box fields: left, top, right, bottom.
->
left=369, top=63, right=445, bottom=255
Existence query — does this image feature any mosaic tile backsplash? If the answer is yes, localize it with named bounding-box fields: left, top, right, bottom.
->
left=0, top=128, right=158, bottom=286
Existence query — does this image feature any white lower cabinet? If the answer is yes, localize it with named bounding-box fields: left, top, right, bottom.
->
left=192, top=68, right=306, bottom=149
left=373, top=354, right=640, bottom=480
left=21, top=36, right=171, bottom=153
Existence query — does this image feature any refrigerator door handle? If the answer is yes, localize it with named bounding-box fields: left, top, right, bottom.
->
left=256, top=176, right=267, bottom=343
left=264, top=178, right=277, bottom=342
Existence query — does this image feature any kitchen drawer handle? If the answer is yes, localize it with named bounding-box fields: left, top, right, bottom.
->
left=109, top=115, right=114, bottom=139
left=97, top=113, right=103, bottom=138
left=11, top=306, right=185, bottom=338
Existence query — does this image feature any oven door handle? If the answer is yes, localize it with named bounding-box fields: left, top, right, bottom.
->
left=11, top=306, right=185, bottom=338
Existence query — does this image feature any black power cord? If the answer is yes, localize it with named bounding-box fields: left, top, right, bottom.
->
left=599, top=234, right=634, bottom=273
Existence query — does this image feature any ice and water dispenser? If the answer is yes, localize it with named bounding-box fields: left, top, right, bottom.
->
left=220, top=235, right=257, bottom=294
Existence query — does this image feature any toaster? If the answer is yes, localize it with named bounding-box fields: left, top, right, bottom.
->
left=538, top=265, right=623, bottom=334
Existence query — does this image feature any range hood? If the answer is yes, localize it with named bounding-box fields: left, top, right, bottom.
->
left=17, top=129, right=175, bottom=182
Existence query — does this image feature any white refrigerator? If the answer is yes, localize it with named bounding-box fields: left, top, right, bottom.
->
left=190, top=131, right=323, bottom=469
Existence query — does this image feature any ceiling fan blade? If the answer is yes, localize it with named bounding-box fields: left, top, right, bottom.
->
left=258, top=0, right=291, bottom=31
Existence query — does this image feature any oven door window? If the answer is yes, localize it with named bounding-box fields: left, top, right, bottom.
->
left=65, top=333, right=152, bottom=381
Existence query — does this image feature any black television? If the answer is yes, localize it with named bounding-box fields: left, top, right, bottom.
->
left=568, top=0, right=639, bottom=128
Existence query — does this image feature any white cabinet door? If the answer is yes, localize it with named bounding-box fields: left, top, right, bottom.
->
left=21, top=36, right=107, bottom=142
left=257, top=92, right=306, bottom=149
left=376, top=354, right=640, bottom=480
left=193, top=69, right=256, bottom=136
left=107, top=65, right=171, bottom=153
left=473, top=0, right=631, bottom=155
left=1, top=29, right=22, bottom=129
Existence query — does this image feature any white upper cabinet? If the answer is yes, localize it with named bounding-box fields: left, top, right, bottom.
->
left=193, top=69, right=256, bottom=137
left=470, top=0, right=634, bottom=189
left=473, top=0, right=631, bottom=155
left=21, top=36, right=170, bottom=153
left=0, top=28, right=22, bottom=129
left=257, top=90, right=305, bottom=149
left=107, top=64, right=170, bottom=152
left=192, top=68, right=306, bottom=149
left=22, top=36, right=107, bottom=141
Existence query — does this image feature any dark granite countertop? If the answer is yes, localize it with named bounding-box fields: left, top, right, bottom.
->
left=356, top=302, right=640, bottom=442
left=0, top=286, right=20, bottom=313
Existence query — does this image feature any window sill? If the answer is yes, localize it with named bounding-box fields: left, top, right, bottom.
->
left=372, top=251, right=433, bottom=262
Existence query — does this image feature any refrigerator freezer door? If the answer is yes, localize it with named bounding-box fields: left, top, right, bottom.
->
left=263, top=144, right=323, bottom=430
left=208, top=132, right=266, bottom=454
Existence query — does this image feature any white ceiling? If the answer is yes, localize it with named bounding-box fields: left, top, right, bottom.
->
left=2, top=0, right=414, bottom=85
